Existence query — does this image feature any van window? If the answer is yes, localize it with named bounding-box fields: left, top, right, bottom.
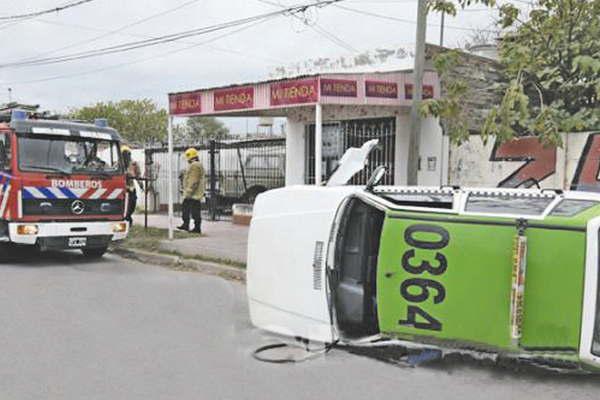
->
left=465, top=194, right=554, bottom=216
left=550, top=199, right=599, bottom=217
left=378, top=191, right=454, bottom=209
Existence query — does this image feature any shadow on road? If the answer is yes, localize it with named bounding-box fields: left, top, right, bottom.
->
left=343, top=344, right=600, bottom=384
left=0, top=244, right=105, bottom=268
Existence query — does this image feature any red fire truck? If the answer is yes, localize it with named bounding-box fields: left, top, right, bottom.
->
left=0, top=110, right=128, bottom=258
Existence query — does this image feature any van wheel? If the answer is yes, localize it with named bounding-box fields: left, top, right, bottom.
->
left=81, top=246, right=108, bottom=259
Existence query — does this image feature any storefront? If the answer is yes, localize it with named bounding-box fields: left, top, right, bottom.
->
left=168, top=69, right=447, bottom=187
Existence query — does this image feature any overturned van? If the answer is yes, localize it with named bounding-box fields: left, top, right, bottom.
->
left=247, top=141, right=600, bottom=371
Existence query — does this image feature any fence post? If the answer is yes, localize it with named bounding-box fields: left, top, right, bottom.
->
left=209, top=139, right=217, bottom=221
left=144, top=148, right=151, bottom=231
left=167, top=116, right=174, bottom=240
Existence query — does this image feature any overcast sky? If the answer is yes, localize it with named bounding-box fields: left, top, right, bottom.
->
left=0, top=0, right=517, bottom=133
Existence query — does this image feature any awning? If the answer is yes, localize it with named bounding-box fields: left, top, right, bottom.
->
left=168, top=70, right=440, bottom=117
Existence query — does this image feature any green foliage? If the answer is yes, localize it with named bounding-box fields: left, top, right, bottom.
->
left=429, top=0, right=497, bottom=15
left=176, top=116, right=230, bottom=144
left=71, top=99, right=168, bottom=145
left=421, top=50, right=472, bottom=143
left=427, top=0, right=600, bottom=145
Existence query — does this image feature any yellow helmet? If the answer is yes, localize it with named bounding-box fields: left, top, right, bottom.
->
left=121, top=145, right=131, bottom=154
left=184, top=147, right=199, bottom=161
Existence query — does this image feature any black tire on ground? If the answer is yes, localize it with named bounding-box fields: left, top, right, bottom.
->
left=241, top=186, right=267, bottom=204
left=81, top=246, right=108, bottom=259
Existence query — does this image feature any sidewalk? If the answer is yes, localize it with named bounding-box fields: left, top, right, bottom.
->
left=132, top=213, right=249, bottom=265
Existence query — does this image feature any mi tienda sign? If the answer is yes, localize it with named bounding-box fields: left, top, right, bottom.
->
left=168, top=71, right=441, bottom=116
left=449, top=132, right=600, bottom=192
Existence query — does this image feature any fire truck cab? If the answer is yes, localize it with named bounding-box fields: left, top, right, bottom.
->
left=0, top=110, right=129, bottom=258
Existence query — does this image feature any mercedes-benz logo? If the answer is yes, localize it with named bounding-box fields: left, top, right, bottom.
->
left=71, top=200, right=85, bottom=215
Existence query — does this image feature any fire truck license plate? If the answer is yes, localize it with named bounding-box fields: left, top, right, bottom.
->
left=68, top=237, right=87, bottom=248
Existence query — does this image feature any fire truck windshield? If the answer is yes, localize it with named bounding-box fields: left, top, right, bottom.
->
left=18, top=136, right=122, bottom=175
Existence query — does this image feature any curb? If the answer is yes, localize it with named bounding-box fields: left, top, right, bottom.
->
left=110, top=246, right=246, bottom=282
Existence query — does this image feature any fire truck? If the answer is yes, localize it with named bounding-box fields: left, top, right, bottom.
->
left=0, top=110, right=128, bottom=258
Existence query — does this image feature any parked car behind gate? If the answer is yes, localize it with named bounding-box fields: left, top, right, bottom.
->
left=220, top=151, right=285, bottom=203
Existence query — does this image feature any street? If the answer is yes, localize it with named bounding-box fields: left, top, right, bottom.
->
left=0, top=251, right=598, bottom=399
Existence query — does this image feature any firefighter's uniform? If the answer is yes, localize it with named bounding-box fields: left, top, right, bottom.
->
left=122, top=146, right=140, bottom=225
left=178, top=148, right=205, bottom=234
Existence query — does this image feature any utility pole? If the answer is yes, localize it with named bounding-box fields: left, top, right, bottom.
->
left=407, top=0, right=427, bottom=185
left=440, top=11, right=445, bottom=46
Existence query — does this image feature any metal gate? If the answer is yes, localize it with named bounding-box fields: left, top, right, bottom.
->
left=146, top=137, right=285, bottom=218
left=305, top=117, right=396, bottom=185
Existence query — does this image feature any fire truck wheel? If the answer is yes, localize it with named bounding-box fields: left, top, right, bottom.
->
left=81, top=246, right=108, bottom=259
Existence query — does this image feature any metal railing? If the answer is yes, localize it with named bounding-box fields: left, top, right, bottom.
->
left=145, top=137, right=286, bottom=220
left=305, top=117, right=396, bottom=185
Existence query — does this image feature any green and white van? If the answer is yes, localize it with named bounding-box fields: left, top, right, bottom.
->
left=247, top=141, right=600, bottom=371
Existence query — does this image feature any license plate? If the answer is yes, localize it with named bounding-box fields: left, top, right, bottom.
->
left=68, top=237, right=87, bottom=248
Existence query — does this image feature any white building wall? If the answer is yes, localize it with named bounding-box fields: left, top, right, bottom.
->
left=418, top=117, right=445, bottom=186
left=285, top=120, right=305, bottom=185
left=395, top=113, right=410, bottom=186
left=448, top=131, right=600, bottom=190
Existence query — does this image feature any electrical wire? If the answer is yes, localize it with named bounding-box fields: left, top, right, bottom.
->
left=256, top=0, right=358, bottom=53
left=335, top=3, right=499, bottom=33
left=0, top=0, right=346, bottom=69
left=0, top=15, right=37, bottom=32
left=252, top=340, right=337, bottom=364
left=1, top=16, right=276, bottom=86
left=37, top=18, right=286, bottom=65
left=312, top=24, right=359, bottom=53
left=18, top=0, right=205, bottom=63
left=0, top=0, right=97, bottom=21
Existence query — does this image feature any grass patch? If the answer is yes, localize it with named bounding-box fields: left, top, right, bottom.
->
left=116, top=225, right=197, bottom=253
left=182, top=253, right=246, bottom=269
left=113, top=224, right=246, bottom=269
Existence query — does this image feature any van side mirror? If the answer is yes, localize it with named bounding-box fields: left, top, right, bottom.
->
left=366, top=165, right=387, bottom=192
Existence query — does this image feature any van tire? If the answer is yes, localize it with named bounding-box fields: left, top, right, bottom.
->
left=81, top=246, right=108, bottom=259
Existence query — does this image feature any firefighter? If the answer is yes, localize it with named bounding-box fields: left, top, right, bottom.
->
left=178, top=148, right=205, bottom=234
left=122, top=145, right=141, bottom=225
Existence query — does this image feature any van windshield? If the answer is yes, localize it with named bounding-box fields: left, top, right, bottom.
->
left=18, top=136, right=122, bottom=175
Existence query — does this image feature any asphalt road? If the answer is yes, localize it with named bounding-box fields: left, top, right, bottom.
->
left=1, top=250, right=600, bottom=400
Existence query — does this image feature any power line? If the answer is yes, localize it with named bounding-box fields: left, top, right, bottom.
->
left=19, top=0, right=205, bottom=63
left=312, top=24, right=358, bottom=53
left=2, top=17, right=275, bottom=87
left=0, top=0, right=346, bottom=69
left=0, top=0, right=97, bottom=21
left=335, top=3, right=499, bottom=33
left=256, top=0, right=358, bottom=53
left=37, top=18, right=286, bottom=64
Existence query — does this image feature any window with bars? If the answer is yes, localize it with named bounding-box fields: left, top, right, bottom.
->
left=305, top=117, right=396, bottom=185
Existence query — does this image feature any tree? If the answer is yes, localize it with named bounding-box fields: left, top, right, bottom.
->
left=424, top=0, right=600, bottom=146
left=70, top=99, right=168, bottom=145
left=183, top=116, right=230, bottom=142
